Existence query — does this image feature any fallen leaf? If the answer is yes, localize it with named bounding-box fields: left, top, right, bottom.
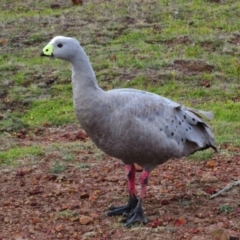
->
left=201, top=80, right=211, bottom=88
left=60, top=204, right=69, bottom=210
left=200, top=172, right=218, bottom=183
left=174, top=217, right=187, bottom=226
left=110, top=55, right=117, bottom=61
left=72, top=0, right=83, bottom=5
left=210, top=228, right=228, bottom=240
left=207, top=161, right=216, bottom=168
left=161, top=199, right=170, bottom=205
left=205, top=187, right=216, bottom=195
left=153, top=219, right=163, bottom=227
left=0, top=39, right=8, bottom=45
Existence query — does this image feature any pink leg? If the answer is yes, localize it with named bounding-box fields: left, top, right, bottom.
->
left=125, top=164, right=136, bottom=197
left=124, top=170, right=149, bottom=227
left=107, top=164, right=138, bottom=217
left=108, top=166, right=149, bottom=226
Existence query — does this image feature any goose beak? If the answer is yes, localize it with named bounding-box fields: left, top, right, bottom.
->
left=41, top=44, right=54, bottom=57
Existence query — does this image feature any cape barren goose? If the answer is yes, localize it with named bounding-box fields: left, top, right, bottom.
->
left=41, top=36, right=217, bottom=227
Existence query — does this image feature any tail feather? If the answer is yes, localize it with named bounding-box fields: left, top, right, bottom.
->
left=180, top=107, right=217, bottom=154
left=187, top=107, right=214, bottom=120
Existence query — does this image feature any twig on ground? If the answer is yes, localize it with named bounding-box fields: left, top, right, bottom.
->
left=210, top=180, right=240, bottom=199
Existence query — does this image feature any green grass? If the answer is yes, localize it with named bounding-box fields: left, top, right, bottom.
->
left=219, top=205, right=234, bottom=214
left=23, top=97, right=76, bottom=126
left=0, top=0, right=240, bottom=166
left=0, top=145, right=44, bottom=165
left=50, top=163, right=67, bottom=174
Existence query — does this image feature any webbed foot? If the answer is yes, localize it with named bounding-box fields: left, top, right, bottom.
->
left=122, top=200, right=148, bottom=227
left=107, top=195, right=138, bottom=216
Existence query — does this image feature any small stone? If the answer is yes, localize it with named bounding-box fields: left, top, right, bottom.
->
left=134, top=164, right=143, bottom=172
left=55, top=224, right=64, bottom=232
left=57, top=232, right=63, bottom=239
left=195, top=212, right=205, bottom=219
left=16, top=132, right=25, bottom=139
left=119, top=180, right=125, bottom=186
left=193, top=218, right=200, bottom=224
left=80, top=192, right=89, bottom=199
left=79, top=215, right=92, bottom=225
left=70, top=216, right=79, bottom=222
left=29, top=228, right=35, bottom=234
left=195, top=188, right=208, bottom=196
left=4, top=217, right=10, bottom=223
left=82, top=231, right=96, bottom=240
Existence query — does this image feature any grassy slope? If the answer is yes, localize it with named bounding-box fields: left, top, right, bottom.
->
left=0, top=0, right=240, bottom=164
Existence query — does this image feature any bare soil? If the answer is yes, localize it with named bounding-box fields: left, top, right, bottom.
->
left=171, top=60, right=215, bottom=75
left=0, top=126, right=239, bottom=240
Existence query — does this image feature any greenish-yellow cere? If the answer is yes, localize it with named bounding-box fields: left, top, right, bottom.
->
left=42, top=44, right=53, bottom=56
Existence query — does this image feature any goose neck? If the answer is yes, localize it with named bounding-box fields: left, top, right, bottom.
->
left=70, top=49, right=99, bottom=89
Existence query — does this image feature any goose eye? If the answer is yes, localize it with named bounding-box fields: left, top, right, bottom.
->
left=57, top=43, right=63, bottom=48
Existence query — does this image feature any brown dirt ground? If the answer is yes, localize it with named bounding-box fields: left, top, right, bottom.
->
left=0, top=126, right=240, bottom=240
left=171, top=60, right=215, bottom=76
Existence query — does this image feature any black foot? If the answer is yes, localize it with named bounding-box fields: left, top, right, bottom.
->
left=122, top=202, right=148, bottom=227
left=107, top=195, right=138, bottom=216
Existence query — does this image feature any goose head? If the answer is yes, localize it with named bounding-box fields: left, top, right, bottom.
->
left=41, top=36, right=81, bottom=61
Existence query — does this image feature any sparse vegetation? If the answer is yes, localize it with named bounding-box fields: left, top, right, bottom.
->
left=57, top=209, right=78, bottom=219
left=50, top=163, right=67, bottom=174
left=0, top=145, right=44, bottom=165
